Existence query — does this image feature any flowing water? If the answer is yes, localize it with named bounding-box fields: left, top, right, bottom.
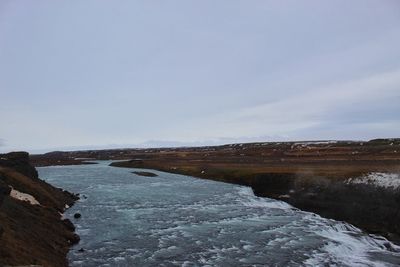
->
left=38, top=161, right=400, bottom=267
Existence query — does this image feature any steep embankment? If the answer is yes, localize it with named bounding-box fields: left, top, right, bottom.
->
left=0, top=152, right=79, bottom=267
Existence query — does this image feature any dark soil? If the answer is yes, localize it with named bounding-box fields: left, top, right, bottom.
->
left=0, top=152, right=79, bottom=267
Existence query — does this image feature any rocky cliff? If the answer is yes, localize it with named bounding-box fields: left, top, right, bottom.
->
left=0, top=152, right=79, bottom=267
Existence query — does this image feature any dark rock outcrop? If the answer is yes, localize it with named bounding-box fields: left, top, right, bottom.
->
left=62, top=218, right=76, bottom=231
left=0, top=152, right=38, bottom=179
left=0, top=180, right=11, bottom=206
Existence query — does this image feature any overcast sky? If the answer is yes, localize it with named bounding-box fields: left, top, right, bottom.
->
left=1, top=1, right=400, bottom=153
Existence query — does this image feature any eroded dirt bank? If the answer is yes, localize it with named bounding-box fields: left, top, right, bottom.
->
left=0, top=152, right=79, bottom=267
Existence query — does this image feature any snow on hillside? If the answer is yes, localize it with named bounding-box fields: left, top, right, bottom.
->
left=346, top=172, right=400, bottom=189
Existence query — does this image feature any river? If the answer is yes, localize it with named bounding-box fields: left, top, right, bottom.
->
left=38, top=161, right=400, bottom=267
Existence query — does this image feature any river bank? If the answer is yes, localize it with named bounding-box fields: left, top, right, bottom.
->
left=0, top=152, right=79, bottom=266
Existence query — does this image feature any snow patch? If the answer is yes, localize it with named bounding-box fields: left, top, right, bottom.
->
left=294, top=140, right=338, bottom=146
left=10, top=188, right=40, bottom=205
left=346, top=173, right=400, bottom=189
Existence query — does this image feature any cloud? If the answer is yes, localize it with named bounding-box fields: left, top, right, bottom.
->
left=177, top=68, right=400, bottom=141
left=1, top=1, right=399, bottom=151
left=237, top=68, right=400, bottom=121
left=0, top=139, right=6, bottom=153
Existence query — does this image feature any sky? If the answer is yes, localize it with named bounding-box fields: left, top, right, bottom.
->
left=1, top=0, right=400, bottom=153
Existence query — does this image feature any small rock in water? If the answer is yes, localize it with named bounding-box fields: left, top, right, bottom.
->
left=69, top=233, right=80, bottom=245
left=78, top=248, right=85, bottom=253
left=74, top=213, right=81, bottom=219
left=62, top=218, right=75, bottom=231
left=132, top=171, right=158, bottom=177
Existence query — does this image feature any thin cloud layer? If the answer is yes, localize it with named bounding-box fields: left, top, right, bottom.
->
left=0, top=1, right=399, bottom=152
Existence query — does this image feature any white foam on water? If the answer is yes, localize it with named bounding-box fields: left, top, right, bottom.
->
left=346, top=172, right=400, bottom=189
left=305, top=220, right=400, bottom=267
left=237, top=186, right=293, bottom=210
left=266, top=236, right=291, bottom=247
left=152, top=245, right=183, bottom=259
left=113, top=256, right=125, bottom=262
left=242, top=244, right=254, bottom=251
